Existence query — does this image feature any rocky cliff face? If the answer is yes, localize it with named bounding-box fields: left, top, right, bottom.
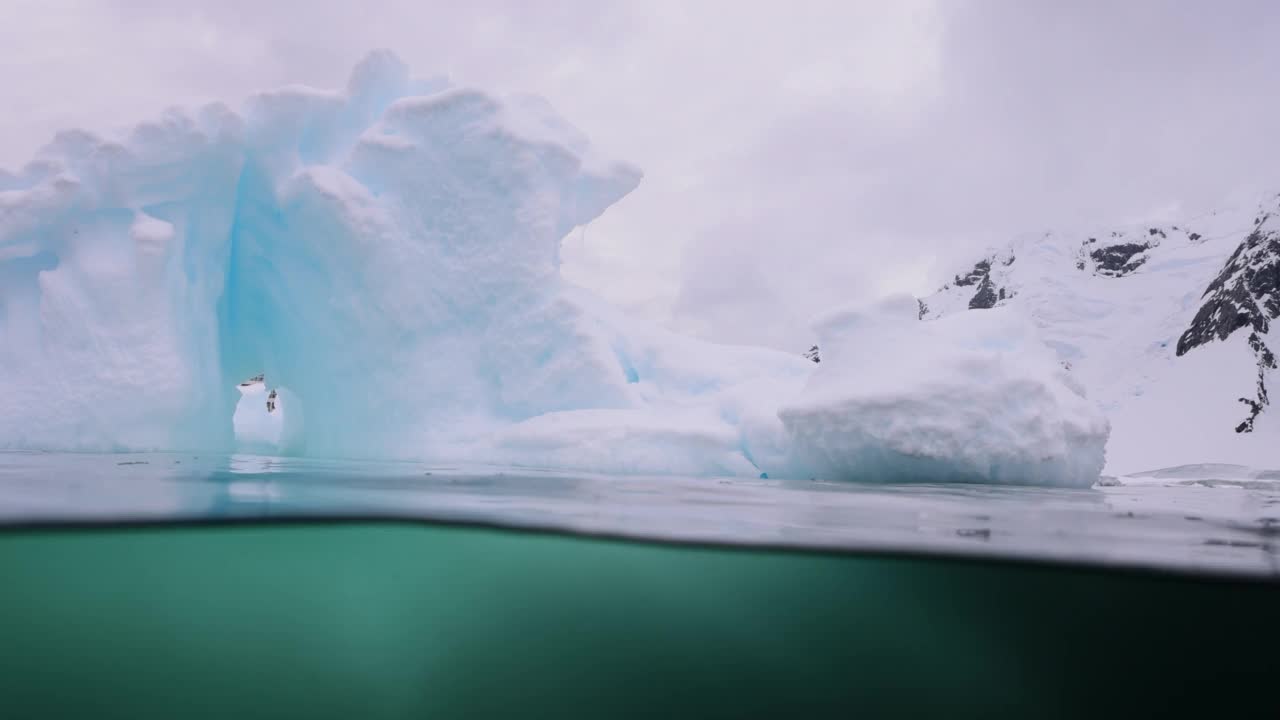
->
left=1176, top=204, right=1280, bottom=433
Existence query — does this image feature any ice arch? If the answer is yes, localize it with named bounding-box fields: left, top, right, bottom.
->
left=0, top=52, right=681, bottom=458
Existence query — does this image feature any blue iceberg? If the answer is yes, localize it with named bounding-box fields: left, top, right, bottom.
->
left=0, top=52, right=1106, bottom=485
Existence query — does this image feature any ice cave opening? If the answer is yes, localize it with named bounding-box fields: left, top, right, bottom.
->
left=230, top=374, right=305, bottom=456
left=231, top=375, right=283, bottom=453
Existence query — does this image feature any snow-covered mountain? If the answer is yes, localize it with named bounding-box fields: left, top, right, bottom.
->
left=912, top=195, right=1280, bottom=474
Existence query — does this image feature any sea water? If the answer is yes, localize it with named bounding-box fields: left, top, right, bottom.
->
left=1, top=451, right=1277, bottom=717
left=2, top=451, right=1276, bottom=577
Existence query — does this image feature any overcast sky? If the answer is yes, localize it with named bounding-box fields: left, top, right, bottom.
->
left=3, top=1, right=1278, bottom=349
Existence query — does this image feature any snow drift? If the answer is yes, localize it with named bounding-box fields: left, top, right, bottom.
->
left=779, top=296, right=1109, bottom=487
left=0, top=51, right=1106, bottom=485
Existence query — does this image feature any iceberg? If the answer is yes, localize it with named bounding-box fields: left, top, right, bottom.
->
left=0, top=51, right=1107, bottom=485
left=0, top=51, right=807, bottom=473
left=779, top=297, right=1110, bottom=487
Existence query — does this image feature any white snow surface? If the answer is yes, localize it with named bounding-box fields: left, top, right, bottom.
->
left=779, top=296, right=1109, bottom=487
left=0, top=51, right=1108, bottom=486
left=921, top=200, right=1280, bottom=474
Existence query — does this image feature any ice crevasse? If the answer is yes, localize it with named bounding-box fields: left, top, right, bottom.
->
left=0, top=52, right=1108, bottom=485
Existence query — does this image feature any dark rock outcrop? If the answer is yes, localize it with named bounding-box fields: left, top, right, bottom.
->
left=954, top=259, right=991, bottom=287
left=1077, top=225, right=1207, bottom=277
left=1087, top=241, right=1155, bottom=277
left=950, top=257, right=1009, bottom=310
left=1177, top=224, right=1280, bottom=356
left=968, top=276, right=1000, bottom=309
left=1236, top=332, right=1276, bottom=433
left=1176, top=213, right=1280, bottom=432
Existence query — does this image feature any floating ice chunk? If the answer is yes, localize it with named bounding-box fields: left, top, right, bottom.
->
left=778, top=296, right=1110, bottom=486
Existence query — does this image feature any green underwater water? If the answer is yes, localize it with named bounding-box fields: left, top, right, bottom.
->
left=0, top=521, right=1276, bottom=719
